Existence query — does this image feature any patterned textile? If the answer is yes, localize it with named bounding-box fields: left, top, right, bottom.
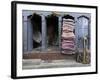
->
left=61, top=17, right=75, bottom=54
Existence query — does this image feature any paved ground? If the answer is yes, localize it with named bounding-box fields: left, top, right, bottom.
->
left=22, top=59, right=90, bottom=69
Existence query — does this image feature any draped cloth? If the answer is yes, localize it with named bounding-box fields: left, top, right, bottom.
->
left=61, top=17, right=75, bottom=54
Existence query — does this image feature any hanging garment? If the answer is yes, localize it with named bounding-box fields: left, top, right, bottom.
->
left=61, top=16, right=75, bottom=54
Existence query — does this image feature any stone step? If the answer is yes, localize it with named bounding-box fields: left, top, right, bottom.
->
left=23, top=59, right=41, bottom=65
left=22, top=59, right=90, bottom=69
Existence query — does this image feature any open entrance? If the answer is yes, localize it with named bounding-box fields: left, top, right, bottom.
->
left=46, top=14, right=59, bottom=52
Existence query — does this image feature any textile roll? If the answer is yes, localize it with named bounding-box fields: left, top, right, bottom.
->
left=61, top=42, right=74, bottom=46
left=61, top=17, right=75, bottom=54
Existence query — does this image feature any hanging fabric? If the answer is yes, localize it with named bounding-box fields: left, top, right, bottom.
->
left=61, top=15, right=75, bottom=54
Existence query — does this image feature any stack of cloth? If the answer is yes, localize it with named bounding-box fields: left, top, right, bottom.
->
left=61, top=18, right=75, bottom=54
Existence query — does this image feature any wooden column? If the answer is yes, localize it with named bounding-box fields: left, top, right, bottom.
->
left=23, top=16, right=28, bottom=52
left=27, top=17, right=33, bottom=51
left=41, top=15, right=47, bottom=51
left=58, top=16, right=62, bottom=49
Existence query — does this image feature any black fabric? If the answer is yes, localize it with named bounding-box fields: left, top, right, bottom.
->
left=28, top=13, right=42, bottom=33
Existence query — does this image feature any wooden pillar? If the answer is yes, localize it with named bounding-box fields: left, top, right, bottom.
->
left=23, top=16, right=28, bottom=52
left=58, top=16, right=62, bottom=49
left=41, top=15, right=47, bottom=51
left=27, top=17, right=33, bottom=51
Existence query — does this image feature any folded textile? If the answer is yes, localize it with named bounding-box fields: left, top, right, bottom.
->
left=62, top=32, right=75, bottom=38
left=61, top=46, right=75, bottom=50
left=62, top=43, right=75, bottom=47
left=62, top=46, right=75, bottom=50
left=62, top=24, right=74, bottom=27
left=61, top=42, right=74, bottom=46
left=62, top=26, right=74, bottom=32
left=62, top=22, right=75, bottom=26
left=62, top=30, right=72, bottom=33
left=62, top=42, right=75, bottom=47
left=63, top=19, right=75, bottom=22
left=61, top=37, right=75, bottom=40
left=63, top=21, right=75, bottom=25
left=63, top=25, right=75, bottom=28
left=62, top=40, right=75, bottom=43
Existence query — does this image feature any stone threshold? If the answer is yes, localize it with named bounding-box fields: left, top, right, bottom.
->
left=23, top=53, right=76, bottom=60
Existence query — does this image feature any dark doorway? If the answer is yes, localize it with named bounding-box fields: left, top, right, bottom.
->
left=46, top=14, right=59, bottom=52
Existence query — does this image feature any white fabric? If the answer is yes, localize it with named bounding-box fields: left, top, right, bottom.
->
left=33, top=31, right=42, bottom=43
